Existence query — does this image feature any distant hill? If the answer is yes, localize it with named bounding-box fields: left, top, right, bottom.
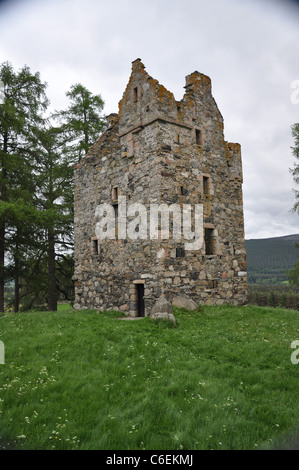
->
left=245, top=234, right=299, bottom=285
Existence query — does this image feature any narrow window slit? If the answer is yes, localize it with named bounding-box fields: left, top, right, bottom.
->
left=133, top=87, right=138, bottom=101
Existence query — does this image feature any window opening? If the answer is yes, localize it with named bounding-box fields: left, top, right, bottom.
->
left=205, top=228, right=215, bottom=255
left=91, top=238, right=98, bottom=255
left=176, top=247, right=186, bottom=258
left=203, top=176, right=209, bottom=195
left=195, top=129, right=202, bottom=145
left=112, top=187, right=119, bottom=201
left=136, top=284, right=145, bottom=317
left=133, top=87, right=138, bottom=101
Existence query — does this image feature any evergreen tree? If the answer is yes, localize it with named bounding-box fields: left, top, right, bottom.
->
left=289, top=124, right=299, bottom=287
left=290, top=123, right=299, bottom=214
left=0, top=62, right=48, bottom=312
left=30, top=124, right=74, bottom=311
left=56, top=83, right=105, bottom=161
left=0, top=63, right=106, bottom=311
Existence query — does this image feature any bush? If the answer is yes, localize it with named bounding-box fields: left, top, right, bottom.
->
left=248, top=284, right=299, bottom=310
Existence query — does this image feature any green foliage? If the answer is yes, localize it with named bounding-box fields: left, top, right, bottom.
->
left=0, top=61, right=105, bottom=312
left=0, top=305, right=299, bottom=450
left=55, top=83, right=105, bottom=161
left=288, top=243, right=299, bottom=288
left=30, top=124, right=74, bottom=310
left=289, top=262, right=299, bottom=287
left=287, top=123, right=299, bottom=287
left=248, top=284, right=299, bottom=310
left=0, top=61, right=49, bottom=312
left=290, top=123, right=299, bottom=214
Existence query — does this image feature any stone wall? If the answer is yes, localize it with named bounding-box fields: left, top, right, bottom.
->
left=73, top=59, right=247, bottom=314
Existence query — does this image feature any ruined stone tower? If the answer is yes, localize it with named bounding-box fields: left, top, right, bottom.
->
left=73, top=59, right=247, bottom=315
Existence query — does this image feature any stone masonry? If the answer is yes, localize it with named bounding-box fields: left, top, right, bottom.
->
left=73, top=59, right=247, bottom=315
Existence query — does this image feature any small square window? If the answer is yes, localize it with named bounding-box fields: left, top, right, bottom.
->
left=176, top=247, right=185, bottom=258
left=180, top=186, right=188, bottom=196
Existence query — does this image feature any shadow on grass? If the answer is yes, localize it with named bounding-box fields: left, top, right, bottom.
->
left=0, top=430, right=18, bottom=450
left=268, top=425, right=299, bottom=450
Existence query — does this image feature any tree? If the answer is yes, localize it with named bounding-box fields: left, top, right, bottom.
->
left=290, top=123, right=299, bottom=214
left=38, top=83, right=106, bottom=309
left=56, top=83, right=105, bottom=161
left=0, top=62, right=48, bottom=312
left=0, top=64, right=106, bottom=312
left=288, top=124, right=299, bottom=287
left=288, top=247, right=299, bottom=287
left=29, top=124, right=74, bottom=311
left=14, top=83, right=105, bottom=312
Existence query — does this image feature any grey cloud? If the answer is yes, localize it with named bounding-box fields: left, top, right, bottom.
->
left=0, top=0, right=298, bottom=239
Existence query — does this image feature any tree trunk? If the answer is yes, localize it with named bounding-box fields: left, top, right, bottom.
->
left=0, top=133, right=8, bottom=313
left=0, top=220, right=5, bottom=313
left=14, top=240, right=20, bottom=313
left=47, top=227, right=57, bottom=311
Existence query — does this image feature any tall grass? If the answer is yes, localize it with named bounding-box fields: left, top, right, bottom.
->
left=0, top=304, right=299, bottom=450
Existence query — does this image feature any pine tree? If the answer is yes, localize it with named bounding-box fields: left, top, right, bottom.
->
left=29, top=124, right=74, bottom=311
left=289, top=124, right=299, bottom=287
left=0, top=64, right=106, bottom=311
left=56, top=83, right=105, bottom=161
left=0, top=62, right=48, bottom=312
left=290, top=123, right=299, bottom=214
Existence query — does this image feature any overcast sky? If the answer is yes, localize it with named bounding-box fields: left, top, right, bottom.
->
left=0, top=0, right=299, bottom=239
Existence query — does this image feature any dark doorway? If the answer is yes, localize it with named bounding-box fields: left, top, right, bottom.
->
left=136, top=284, right=145, bottom=317
left=205, top=228, right=214, bottom=255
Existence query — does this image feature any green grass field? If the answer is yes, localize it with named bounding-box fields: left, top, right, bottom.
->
left=0, top=303, right=299, bottom=450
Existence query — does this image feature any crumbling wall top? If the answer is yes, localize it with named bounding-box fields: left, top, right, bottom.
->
left=117, top=59, right=220, bottom=137
left=184, top=71, right=212, bottom=96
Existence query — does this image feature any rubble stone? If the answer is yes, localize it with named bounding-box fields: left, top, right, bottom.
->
left=172, top=295, right=198, bottom=311
left=73, top=59, right=247, bottom=316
